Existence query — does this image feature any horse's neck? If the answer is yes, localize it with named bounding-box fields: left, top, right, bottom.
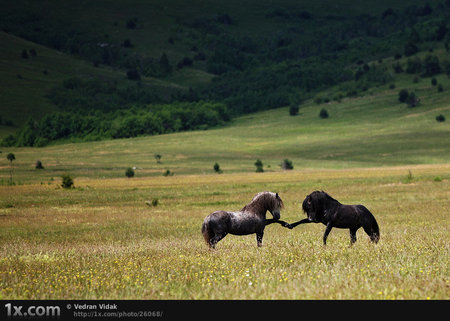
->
left=326, top=197, right=341, bottom=212
left=241, top=202, right=267, bottom=217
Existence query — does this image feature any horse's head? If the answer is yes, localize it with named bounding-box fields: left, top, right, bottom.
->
left=243, top=191, right=284, bottom=219
left=302, top=191, right=326, bottom=222
left=269, top=192, right=284, bottom=220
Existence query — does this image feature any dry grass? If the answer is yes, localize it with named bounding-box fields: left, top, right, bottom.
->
left=0, top=165, right=448, bottom=299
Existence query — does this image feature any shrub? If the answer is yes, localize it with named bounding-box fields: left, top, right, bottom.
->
left=163, top=169, right=174, bottom=176
left=61, top=174, right=74, bottom=189
left=431, top=78, right=437, bottom=86
left=289, top=105, right=299, bottom=116
left=398, top=89, right=409, bottom=103
left=422, top=55, right=441, bottom=77
left=406, top=92, right=419, bottom=107
left=126, top=69, right=140, bottom=80
left=35, top=160, right=44, bottom=169
left=125, top=167, right=135, bottom=178
left=213, top=162, right=222, bottom=174
left=436, top=114, right=445, bottom=122
left=319, top=108, right=329, bottom=119
left=254, top=159, right=264, bottom=172
left=21, top=49, right=29, bottom=59
left=281, top=159, right=294, bottom=170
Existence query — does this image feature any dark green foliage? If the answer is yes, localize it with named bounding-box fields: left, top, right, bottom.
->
left=435, top=114, right=445, bottom=122
left=406, top=58, right=422, bottom=74
left=404, top=41, right=419, bottom=56
left=7, top=153, right=15, bottom=163
left=398, top=89, right=409, bottom=103
left=289, top=105, right=299, bottom=116
left=281, top=159, right=293, bottom=170
left=319, top=108, right=329, bottom=119
left=61, top=174, right=74, bottom=189
left=3, top=101, right=230, bottom=147
left=422, top=55, right=441, bottom=77
left=7, top=153, right=15, bottom=184
left=2, top=1, right=450, bottom=148
left=406, top=92, right=419, bottom=107
left=35, top=160, right=44, bottom=169
left=125, top=167, right=135, bottom=178
left=154, top=154, right=162, bottom=163
left=126, top=69, right=140, bottom=80
left=213, top=162, right=222, bottom=174
left=21, top=49, right=28, bottom=59
left=159, top=53, right=172, bottom=75
left=163, top=169, right=174, bottom=176
left=126, top=18, right=137, bottom=29
left=431, top=77, right=437, bottom=86
left=254, top=159, right=264, bottom=172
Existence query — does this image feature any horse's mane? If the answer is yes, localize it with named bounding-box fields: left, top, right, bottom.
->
left=241, top=191, right=283, bottom=214
left=315, top=190, right=340, bottom=205
left=303, top=190, right=341, bottom=214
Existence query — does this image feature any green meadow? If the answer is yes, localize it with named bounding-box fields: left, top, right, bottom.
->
left=0, top=74, right=449, bottom=299
left=0, top=0, right=449, bottom=301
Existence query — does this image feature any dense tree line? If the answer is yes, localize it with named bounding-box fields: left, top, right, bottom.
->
left=1, top=1, right=450, bottom=145
left=1, top=101, right=230, bottom=147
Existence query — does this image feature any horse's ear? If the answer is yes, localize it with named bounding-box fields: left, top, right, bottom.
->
left=276, top=192, right=279, bottom=198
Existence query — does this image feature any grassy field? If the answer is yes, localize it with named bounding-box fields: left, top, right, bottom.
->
left=0, top=166, right=448, bottom=299
left=0, top=82, right=449, bottom=299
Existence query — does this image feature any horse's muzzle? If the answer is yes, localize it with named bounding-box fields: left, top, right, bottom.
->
left=272, top=212, right=280, bottom=220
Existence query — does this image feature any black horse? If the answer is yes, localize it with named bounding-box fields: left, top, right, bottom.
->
left=202, top=191, right=286, bottom=249
left=285, top=191, right=380, bottom=245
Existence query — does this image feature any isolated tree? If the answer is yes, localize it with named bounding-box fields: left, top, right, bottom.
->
left=435, top=114, right=445, bottom=122
left=406, top=92, right=420, bottom=107
left=422, top=55, right=441, bottom=77
left=319, top=108, right=329, bottom=119
left=159, top=53, right=172, bottom=75
left=154, top=154, right=162, bottom=163
left=61, top=174, right=74, bottom=189
left=7, top=153, right=15, bottom=184
left=213, top=162, right=222, bottom=174
left=125, top=167, right=135, bottom=178
left=21, top=49, right=29, bottom=59
left=126, top=69, right=140, bottom=80
left=254, top=159, right=264, bottom=172
left=281, top=159, right=294, bottom=170
left=398, top=89, right=409, bottom=103
left=35, top=160, right=44, bottom=169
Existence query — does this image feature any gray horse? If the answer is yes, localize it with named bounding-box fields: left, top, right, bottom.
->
left=201, top=191, right=287, bottom=249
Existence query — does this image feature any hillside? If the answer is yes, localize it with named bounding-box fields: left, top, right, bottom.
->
left=0, top=31, right=195, bottom=133
left=1, top=0, right=450, bottom=147
left=1, top=64, right=449, bottom=184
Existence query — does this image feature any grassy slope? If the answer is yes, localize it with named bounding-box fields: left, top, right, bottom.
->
left=0, top=53, right=449, bottom=184
left=0, top=31, right=193, bottom=134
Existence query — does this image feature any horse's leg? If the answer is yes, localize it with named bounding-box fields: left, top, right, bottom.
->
left=289, top=218, right=312, bottom=229
left=256, top=231, right=264, bottom=247
left=265, top=219, right=290, bottom=227
left=323, top=223, right=333, bottom=245
left=209, top=232, right=227, bottom=249
left=349, top=228, right=357, bottom=245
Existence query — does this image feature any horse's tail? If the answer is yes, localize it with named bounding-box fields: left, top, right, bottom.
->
left=201, top=215, right=212, bottom=246
left=358, top=205, right=380, bottom=243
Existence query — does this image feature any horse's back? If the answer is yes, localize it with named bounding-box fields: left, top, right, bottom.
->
left=205, top=210, right=232, bottom=229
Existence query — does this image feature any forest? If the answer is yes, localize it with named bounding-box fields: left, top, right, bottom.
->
left=1, top=1, right=450, bottom=146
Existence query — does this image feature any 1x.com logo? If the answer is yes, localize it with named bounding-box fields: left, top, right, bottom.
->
left=4, top=303, right=60, bottom=318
